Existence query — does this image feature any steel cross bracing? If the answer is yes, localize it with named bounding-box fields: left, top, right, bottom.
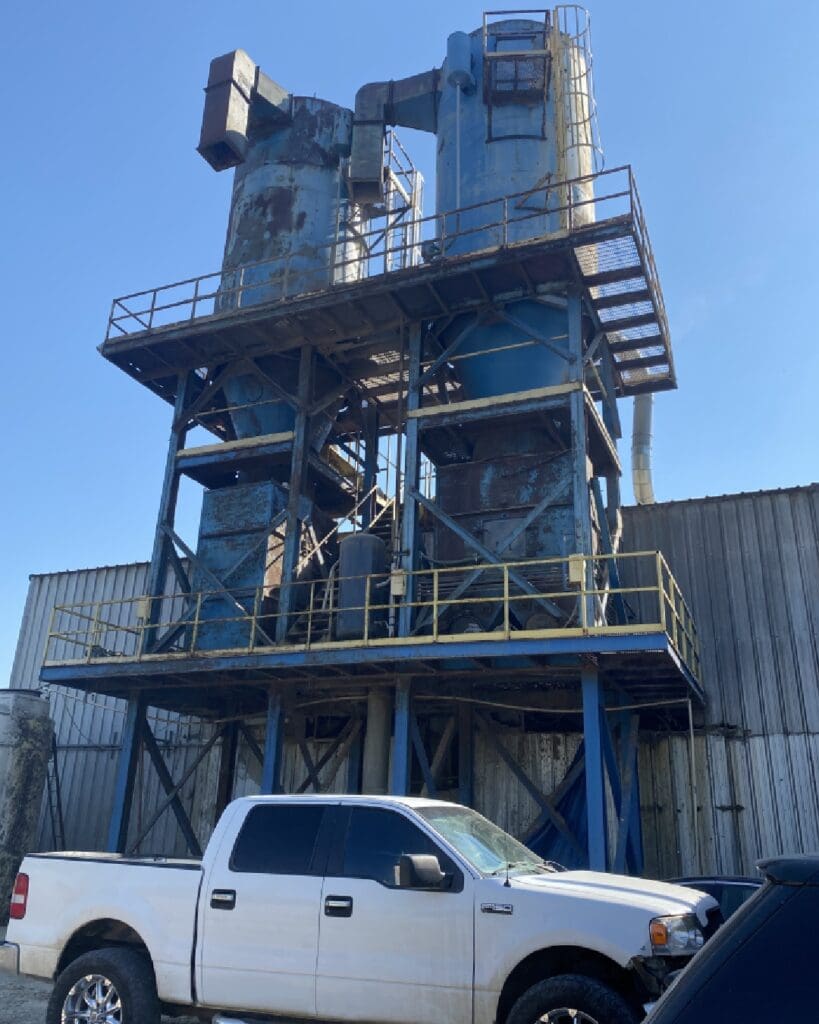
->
left=41, top=162, right=700, bottom=870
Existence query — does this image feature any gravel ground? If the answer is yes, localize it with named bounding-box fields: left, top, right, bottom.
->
left=0, top=963, right=52, bottom=1023
left=0, top=928, right=199, bottom=1023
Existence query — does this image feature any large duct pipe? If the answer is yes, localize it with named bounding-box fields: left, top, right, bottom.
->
left=631, top=393, right=656, bottom=505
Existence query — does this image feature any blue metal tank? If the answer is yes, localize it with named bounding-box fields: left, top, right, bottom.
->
left=218, top=97, right=360, bottom=438
left=435, top=19, right=571, bottom=399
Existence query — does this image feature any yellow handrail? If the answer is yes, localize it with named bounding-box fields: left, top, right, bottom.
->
left=44, top=549, right=700, bottom=681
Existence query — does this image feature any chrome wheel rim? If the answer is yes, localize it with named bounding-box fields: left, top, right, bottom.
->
left=538, top=1012, right=598, bottom=1024
left=61, top=973, right=123, bottom=1024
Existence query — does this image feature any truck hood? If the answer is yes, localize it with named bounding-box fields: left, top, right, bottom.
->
left=508, top=870, right=717, bottom=925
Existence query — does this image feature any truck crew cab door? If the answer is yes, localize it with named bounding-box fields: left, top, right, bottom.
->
left=198, top=801, right=333, bottom=1017
left=316, top=805, right=474, bottom=1024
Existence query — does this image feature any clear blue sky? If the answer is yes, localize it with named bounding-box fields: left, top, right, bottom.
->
left=2, top=0, right=817, bottom=683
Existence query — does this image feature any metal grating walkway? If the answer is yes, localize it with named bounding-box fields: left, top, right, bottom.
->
left=99, top=166, right=675, bottom=407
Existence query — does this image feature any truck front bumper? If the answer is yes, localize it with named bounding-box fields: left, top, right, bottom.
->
left=0, top=941, right=20, bottom=975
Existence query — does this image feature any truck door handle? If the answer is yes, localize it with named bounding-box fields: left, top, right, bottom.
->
left=210, top=889, right=236, bottom=911
left=324, top=894, right=353, bottom=918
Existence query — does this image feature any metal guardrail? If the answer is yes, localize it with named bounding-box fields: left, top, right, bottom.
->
left=105, top=165, right=646, bottom=341
left=44, top=550, right=700, bottom=682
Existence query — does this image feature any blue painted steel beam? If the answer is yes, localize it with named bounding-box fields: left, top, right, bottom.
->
left=581, top=667, right=607, bottom=871
left=260, top=690, right=285, bottom=794
left=458, top=703, right=473, bottom=806
left=106, top=696, right=146, bottom=853
left=277, top=348, right=313, bottom=643
left=414, top=389, right=577, bottom=431
left=176, top=436, right=293, bottom=479
left=600, top=711, right=641, bottom=872
left=413, top=478, right=570, bottom=632
left=418, top=315, right=478, bottom=386
left=613, top=713, right=642, bottom=874
left=410, top=489, right=564, bottom=620
left=597, top=343, right=622, bottom=440
left=361, top=405, right=378, bottom=530
left=391, top=679, right=412, bottom=795
left=141, top=720, right=203, bottom=857
left=410, top=712, right=437, bottom=797
left=476, top=711, right=584, bottom=859
left=591, top=478, right=628, bottom=626
left=42, top=630, right=700, bottom=690
left=398, top=327, right=423, bottom=638
left=144, top=373, right=194, bottom=651
left=568, top=293, right=593, bottom=617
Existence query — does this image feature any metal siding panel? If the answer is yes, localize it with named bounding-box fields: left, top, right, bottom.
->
left=752, top=495, right=802, bottom=733
left=787, top=732, right=819, bottom=850
left=8, top=563, right=222, bottom=856
left=705, top=733, right=741, bottom=875
left=651, top=736, right=680, bottom=878
left=770, top=492, right=819, bottom=731
left=622, top=487, right=819, bottom=738
left=473, top=730, right=582, bottom=840
left=716, top=501, right=764, bottom=732
left=638, top=741, right=662, bottom=878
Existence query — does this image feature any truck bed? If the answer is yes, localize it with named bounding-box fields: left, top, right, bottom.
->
left=8, top=852, right=203, bottom=1005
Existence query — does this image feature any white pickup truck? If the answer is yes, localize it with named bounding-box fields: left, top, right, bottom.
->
left=0, top=795, right=719, bottom=1024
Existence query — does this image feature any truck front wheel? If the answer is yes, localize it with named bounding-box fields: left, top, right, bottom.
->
left=506, top=974, right=639, bottom=1024
left=46, top=946, right=160, bottom=1024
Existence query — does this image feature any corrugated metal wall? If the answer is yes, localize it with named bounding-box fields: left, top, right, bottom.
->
left=7, top=484, right=818, bottom=876
left=8, top=564, right=221, bottom=856
left=623, top=484, right=819, bottom=876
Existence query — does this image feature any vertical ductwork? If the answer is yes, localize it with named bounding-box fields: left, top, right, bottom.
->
left=632, top=393, right=656, bottom=505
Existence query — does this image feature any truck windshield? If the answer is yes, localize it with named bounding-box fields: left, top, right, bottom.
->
left=416, top=804, right=553, bottom=877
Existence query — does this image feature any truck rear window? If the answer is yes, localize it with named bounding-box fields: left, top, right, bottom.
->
left=231, top=804, right=325, bottom=875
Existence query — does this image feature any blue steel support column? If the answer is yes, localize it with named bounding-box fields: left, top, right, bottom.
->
left=361, top=404, right=378, bottom=531
left=277, top=347, right=313, bottom=643
left=390, top=678, right=412, bottom=795
left=107, top=695, right=146, bottom=853
left=568, top=292, right=592, bottom=558
left=144, top=372, right=194, bottom=649
left=569, top=291, right=594, bottom=633
left=398, top=326, right=422, bottom=637
left=261, top=689, right=285, bottom=794
left=458, top=703, right=474, bottom=806
left=581, top=667, right=607, bottom=871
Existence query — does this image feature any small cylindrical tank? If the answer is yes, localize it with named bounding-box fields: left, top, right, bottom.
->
left=219, top=97, right=363, bottom=438
left=336, top=534, right=389, bottom=641
left=0, top=691, right=53, bottom=924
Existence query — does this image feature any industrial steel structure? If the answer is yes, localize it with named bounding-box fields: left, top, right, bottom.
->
left=39, top=8, right=701, bottom=871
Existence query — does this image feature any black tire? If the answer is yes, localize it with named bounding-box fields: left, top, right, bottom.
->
left=506, top=973, right=639, bottom=1024
left=46, top=946, right=160, bottom=1024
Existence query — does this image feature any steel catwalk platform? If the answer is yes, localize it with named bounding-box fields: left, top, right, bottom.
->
left=41, top=165, right=696, bottom=874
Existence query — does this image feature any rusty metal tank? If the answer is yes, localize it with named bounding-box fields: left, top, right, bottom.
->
left=199, top=51, right=364, bottom=439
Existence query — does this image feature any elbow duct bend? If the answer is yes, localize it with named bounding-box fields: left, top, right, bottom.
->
left=632, top=393, right=656, bottom=505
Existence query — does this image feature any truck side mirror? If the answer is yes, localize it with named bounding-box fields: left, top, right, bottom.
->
left=399, top=854, right=446, bottom=889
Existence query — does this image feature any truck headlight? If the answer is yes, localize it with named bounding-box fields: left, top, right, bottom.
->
left=649, top=914, right=705, bottom=955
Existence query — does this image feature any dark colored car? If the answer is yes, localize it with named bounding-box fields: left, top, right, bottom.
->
left=648, top=855, right=819, bottom=1022
left=670, top=875, right=761, bottom=921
